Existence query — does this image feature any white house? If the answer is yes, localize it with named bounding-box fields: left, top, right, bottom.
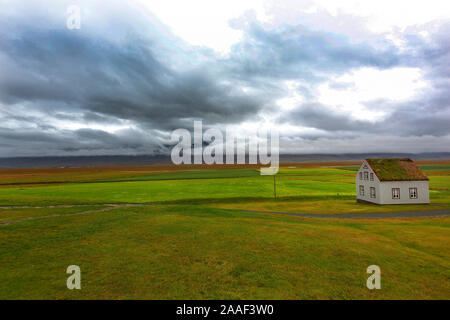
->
left=356, top=158, right=430, bottom=205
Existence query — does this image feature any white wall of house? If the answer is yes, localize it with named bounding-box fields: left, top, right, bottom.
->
left=355, top=160, right=430, bottom=205
left=379, top=180, right=429, bottom=204
left=355, top=160, right=381, bottom=204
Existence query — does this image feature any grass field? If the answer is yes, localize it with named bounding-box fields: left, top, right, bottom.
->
left=0, top=162, right=449, bottom=299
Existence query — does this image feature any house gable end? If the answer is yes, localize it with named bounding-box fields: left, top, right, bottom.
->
left=356, top=160, right=380, bottom=183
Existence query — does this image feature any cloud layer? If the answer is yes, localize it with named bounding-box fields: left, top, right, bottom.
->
left=0, top=0, right=449, bottom=156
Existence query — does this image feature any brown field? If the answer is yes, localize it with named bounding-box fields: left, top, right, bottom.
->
left=1, top=160, right=448, bottom=186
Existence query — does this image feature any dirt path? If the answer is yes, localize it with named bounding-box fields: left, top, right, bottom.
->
left=239, top=209, right=450, bottom=219
left=1, top=204, right=449, bottom=226
left=0, top=204, right=153, bottom=226
left=0, top=204, right=107, bottom=209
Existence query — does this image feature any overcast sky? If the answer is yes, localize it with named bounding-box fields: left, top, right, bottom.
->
left=1, top=0, right=450, bottom=157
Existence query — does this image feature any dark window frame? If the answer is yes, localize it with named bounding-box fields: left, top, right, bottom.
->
left=359, top=185, right=365, bottom=196
left=409, top=187, right=418, bottom=199
left=392, top=188, right=400, bottom=199
left=370, top=187, right=376, bottom=198
left=370, top=173, right=374, bottom=181
left=364, top=172, right=369, bottom=180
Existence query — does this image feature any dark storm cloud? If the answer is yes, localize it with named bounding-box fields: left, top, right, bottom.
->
left=279, top=102, right=371, bottom=132
left=226, top=22, right=400, bottom=81
left=0, top=0, right=280, bottom=157
left=0, top=27, right=266, bottom=130
left=0, top=126, right=170, bottom=156
left=53, top=112, right=123, bottom=125
left=278, top=21, right=450, bottom=141
left=280, top=96, right=450, bottom=138
left=0, top=0, right=449, bottom=156
left=409, top=22, right=450, bottom=80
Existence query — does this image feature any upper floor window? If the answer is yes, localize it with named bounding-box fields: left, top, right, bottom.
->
left=364, top=172, right=369, bottom=180
left=409, top=188, right=418, bottom=199
left=370, top=187, right=376, bottom=198
left=359, top=172, right=363, bottom=180
left=370, top=173, right=374, bottom=181
left=392, top=188, right=400, bottom=199
left=359, top=185, right=365, bottom=196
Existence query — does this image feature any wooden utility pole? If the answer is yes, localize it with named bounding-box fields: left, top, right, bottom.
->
left=273, top=175, right=276, bottom=199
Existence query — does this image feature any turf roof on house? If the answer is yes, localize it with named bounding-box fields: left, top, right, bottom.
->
left=365, top=158, right=429, bottom=181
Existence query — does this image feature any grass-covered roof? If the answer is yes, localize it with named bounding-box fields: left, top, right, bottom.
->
left=366, top=158, right=428, bottom=181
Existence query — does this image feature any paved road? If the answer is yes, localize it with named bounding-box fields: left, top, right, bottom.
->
left=240, top=209, right=450, bottom=219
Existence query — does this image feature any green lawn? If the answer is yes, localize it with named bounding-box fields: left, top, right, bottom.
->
left=0, top=164, right=449, bottom=299
left=0, top=166, right=448, bottom=211
left=0, top=206, right=105, bottom=222
left=0, top=169, right=356, bottom=206
left=0, top=205, right=449, bottom=299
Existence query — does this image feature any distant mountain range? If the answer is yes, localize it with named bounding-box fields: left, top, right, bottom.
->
left=0, top=153, right=449, bottom=168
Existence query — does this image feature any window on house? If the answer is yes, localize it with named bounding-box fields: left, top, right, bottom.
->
left=409, top=188, right=418, bottom=199
left=364, top=172, right=369, bottom=180
left=359, top=185, right=365, bottom=196
left=392, top=188, right=400, bottom=199
left=370, top=187, right=376, bottom=198
left=370, top=173, right=374, bottom=181
left=359, top=172, right=363, bottom=180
